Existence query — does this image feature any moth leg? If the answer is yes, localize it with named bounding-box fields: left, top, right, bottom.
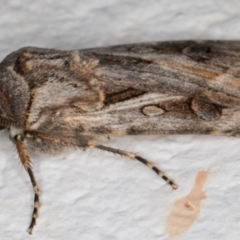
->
left=92, top=144, right=178, bottom=189
left=14, top=134, right=40, bottom=234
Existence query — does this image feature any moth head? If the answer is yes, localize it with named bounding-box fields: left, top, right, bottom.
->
left=0, top=53, right=31, bottom=126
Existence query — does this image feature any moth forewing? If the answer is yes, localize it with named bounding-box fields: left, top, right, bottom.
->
left=0, top=40, right=240, bottom=233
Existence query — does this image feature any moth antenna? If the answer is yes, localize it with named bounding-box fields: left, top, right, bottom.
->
left=92, top=144, right=178, bottom=190
left=14, top=134, right=40, bottom=234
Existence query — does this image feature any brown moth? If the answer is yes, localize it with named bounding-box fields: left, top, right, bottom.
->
left=0, top=40, right=240, bottom=233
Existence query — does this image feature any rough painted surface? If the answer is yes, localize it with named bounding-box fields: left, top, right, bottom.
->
left=0, top=1, right=240, bottom=239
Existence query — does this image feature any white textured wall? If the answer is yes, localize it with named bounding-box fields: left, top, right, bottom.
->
left=0, top=1, right=240, bottom=239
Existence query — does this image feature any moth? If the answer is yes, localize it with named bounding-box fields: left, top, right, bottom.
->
left=0, top=40, right=240, bottom=234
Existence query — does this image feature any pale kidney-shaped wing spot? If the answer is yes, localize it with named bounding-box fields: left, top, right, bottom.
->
left=191, top=98, right=221, bottom=121
left=142, top=105, right=165, bottom=116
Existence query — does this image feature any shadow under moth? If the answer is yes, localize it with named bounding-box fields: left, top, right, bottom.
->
left=0, top=40, right=239, bottom=233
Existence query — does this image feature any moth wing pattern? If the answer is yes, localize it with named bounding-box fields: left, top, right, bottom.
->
left=0, top=40, right=240, bottom=233
left=83, top=41, right=240, bottom=137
